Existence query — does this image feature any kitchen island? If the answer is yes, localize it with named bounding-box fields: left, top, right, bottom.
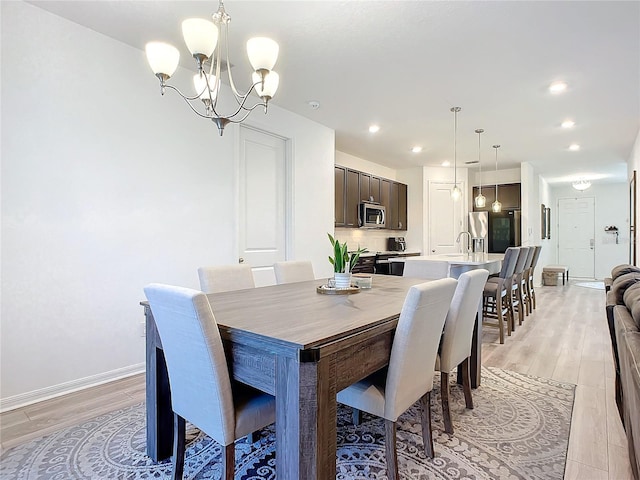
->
left=389, top=253, right=503, bottom=277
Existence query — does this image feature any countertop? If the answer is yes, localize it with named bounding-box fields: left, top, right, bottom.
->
left=387, top=253, right=504, bottom=265
left=358, top=251, right=421, bottom=258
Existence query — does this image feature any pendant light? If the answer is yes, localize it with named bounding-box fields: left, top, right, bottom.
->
left=474, top=128, right=486, bottom=208
left=451, top=107, right=462, bottom=201
left=492, top=144, right=502, bottom=212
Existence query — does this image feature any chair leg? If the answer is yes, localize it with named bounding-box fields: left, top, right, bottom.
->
left=172, top=413, right=186, bottom=480
left=222, top=443, right=235, bottom=480
left=419, top=391, right=435, bottom=459
left=384, top=419, right=399, bottom=480
left=496, top=294, right=504, bottom=344
left=461, top=358, right=474, bottom=410
left=517, top=287, right=524, bottom=325
left=352, top=407, right=362, bottom=426
left=531, top=287, right=536, bottom=310
left=440, top=372, right=453, bottom=434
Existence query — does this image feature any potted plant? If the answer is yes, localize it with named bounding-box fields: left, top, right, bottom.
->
left=328, top=233, right=368, bottom=288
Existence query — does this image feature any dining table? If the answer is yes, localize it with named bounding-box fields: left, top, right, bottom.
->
left=141, top=273, right=484, bottom=479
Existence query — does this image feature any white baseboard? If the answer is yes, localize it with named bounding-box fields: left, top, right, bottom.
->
left=0, top=363, right=145, bottom=413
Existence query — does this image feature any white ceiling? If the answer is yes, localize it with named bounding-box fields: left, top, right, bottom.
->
left=28, top=0, right=640, bottom=186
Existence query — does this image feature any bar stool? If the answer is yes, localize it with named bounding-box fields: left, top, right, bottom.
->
left=483, top=247, right=519, bottom=344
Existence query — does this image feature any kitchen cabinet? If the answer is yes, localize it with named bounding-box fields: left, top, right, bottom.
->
left=398, top=183, right=407, bottom=230
left=370, top=176, right=381, bottom=203
left=334, top=165, right=407, bottom=230
left=472, top=182, right=521, bottom=211
left=359, top=173, right=382, bottom=204
left=352, top=255, right=375, bottom=274
left=334, top=166, right=346, bottom=226
left=388, top=182, right=399, bottom=230
left=345, top=168, right=360, bottom=227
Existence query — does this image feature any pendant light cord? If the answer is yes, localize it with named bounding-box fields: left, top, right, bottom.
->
left=451, top=107, right=461, bottom=187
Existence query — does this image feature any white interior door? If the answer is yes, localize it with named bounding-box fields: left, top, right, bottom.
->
left=558, top=196, right=595, bottom=278
left=238, top=126, right=288, bottom=286
left=428, top=182, right=464, bottom=254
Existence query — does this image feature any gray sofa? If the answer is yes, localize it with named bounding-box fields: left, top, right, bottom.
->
left=607, top=264, right=640, bottom=479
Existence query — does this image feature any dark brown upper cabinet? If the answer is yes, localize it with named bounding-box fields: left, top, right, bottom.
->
left=472, top=182, right=521, bottom=211
left=345, top=168, right=360, bottom=227
left=334, top=166, right=346, bottom=226
left=335, top=165, right=407, bottom=230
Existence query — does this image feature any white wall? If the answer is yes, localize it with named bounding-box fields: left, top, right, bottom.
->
left=550, top=183, right=628, bottom=280
left=472, top=167, right=521, bottom=187
left=520, top=162, right=538, bottom=247
left=397, top=167, right=424, bottom=254
left=335, top=150, right=397, bottom=180
left=536, top=177, right=554, bottom=286
left=1, top=1, right=334, bottom=407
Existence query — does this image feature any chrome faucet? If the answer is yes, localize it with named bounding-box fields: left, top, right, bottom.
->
left=456, top=231, right=472, bottom=255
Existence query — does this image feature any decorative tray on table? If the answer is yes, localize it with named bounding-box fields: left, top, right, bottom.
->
left=316, top=284, right=360, bottom=295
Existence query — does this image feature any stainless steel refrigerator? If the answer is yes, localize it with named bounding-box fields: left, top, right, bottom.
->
left=469, top=212, right=488, bottom=253
left=488, top=210, right=521, bottom=253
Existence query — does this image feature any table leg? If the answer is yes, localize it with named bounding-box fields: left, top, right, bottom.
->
left=276, top=353, right=337, bottom=479
left=145, top=307, right=174, bottom=461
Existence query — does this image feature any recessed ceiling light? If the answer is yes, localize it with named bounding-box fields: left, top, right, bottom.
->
left=307, top=100, right=320, bottom=110
left=569, top=143, right=580, bottom=151
left=442, top=160, right=450, bottom=167
left=549, top=81, right=568, bottom=94
left=411, top=146, right=423, bottom=153
left=561, top=120, right=575, bottom=128
left=368, top=125, right=380, bottom=133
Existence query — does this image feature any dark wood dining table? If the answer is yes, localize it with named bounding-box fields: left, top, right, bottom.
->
left=141, top=274, right=483, bottom=479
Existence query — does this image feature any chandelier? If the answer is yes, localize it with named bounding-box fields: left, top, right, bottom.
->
left=492, top=145, right=502, bottom=212
left=144, top=0, right=280, bottom=135
left=474, top=128, right=486, bottom=208
left=572, top=179, right=591, bottom=191
left=451, top=107, right=462, bottom=201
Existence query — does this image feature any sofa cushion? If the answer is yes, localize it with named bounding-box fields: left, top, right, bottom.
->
left=612, top=264, right=640, bottom=280
left=612, top=272, right=640, bottom=305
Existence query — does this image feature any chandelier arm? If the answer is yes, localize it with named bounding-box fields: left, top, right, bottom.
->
left=163, top=83, right=208, bottom=103
left=210, top=89, right=266, bottom=121
left=222, top=102, right=268, bottom=125
left=222, top=22, right=247, bottom=99
left=165, top=88, right=221, bottom=119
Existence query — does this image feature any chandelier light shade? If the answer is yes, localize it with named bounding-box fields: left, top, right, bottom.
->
left=145, top=0, right=280, bottom=135
left=572, top=179, right=592, bottom=191
left=451, top=107, right=462, bottom=201
left=474, top=128, right=486, bottom=208
left=492, top=144, right=502, bottom=212
left=145, top=42, right=180, bottom=78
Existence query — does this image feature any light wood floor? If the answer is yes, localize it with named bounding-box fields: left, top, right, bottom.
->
left=0, top=280, right=633, bottom=478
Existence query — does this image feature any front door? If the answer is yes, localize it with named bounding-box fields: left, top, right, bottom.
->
left=428, top=181, right=465, bottom=254
left=238, top=126, right=288, bottom=286
left=558, top=196, right=595, bottom=278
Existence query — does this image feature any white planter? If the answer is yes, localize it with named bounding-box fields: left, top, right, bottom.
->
left=334, top=272, right=352, bottom=289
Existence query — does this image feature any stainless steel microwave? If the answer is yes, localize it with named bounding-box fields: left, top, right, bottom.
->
left=359, top=202, right=386, bottom=228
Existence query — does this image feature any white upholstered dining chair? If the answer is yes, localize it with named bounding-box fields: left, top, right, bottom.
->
left=337, top=278, right=458, bottom=480
left=402, top=259, right=449, bottom=279
left=197, top=264, right=255, bottom=294
left=143, top=284, right=275, bottom=480
left=436, top=269, right=489, bottom=434
left=273, top=260, right=315, bottom=284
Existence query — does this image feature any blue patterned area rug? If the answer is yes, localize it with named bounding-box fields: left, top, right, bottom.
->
left=1, top=367, right=575, bottom=479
